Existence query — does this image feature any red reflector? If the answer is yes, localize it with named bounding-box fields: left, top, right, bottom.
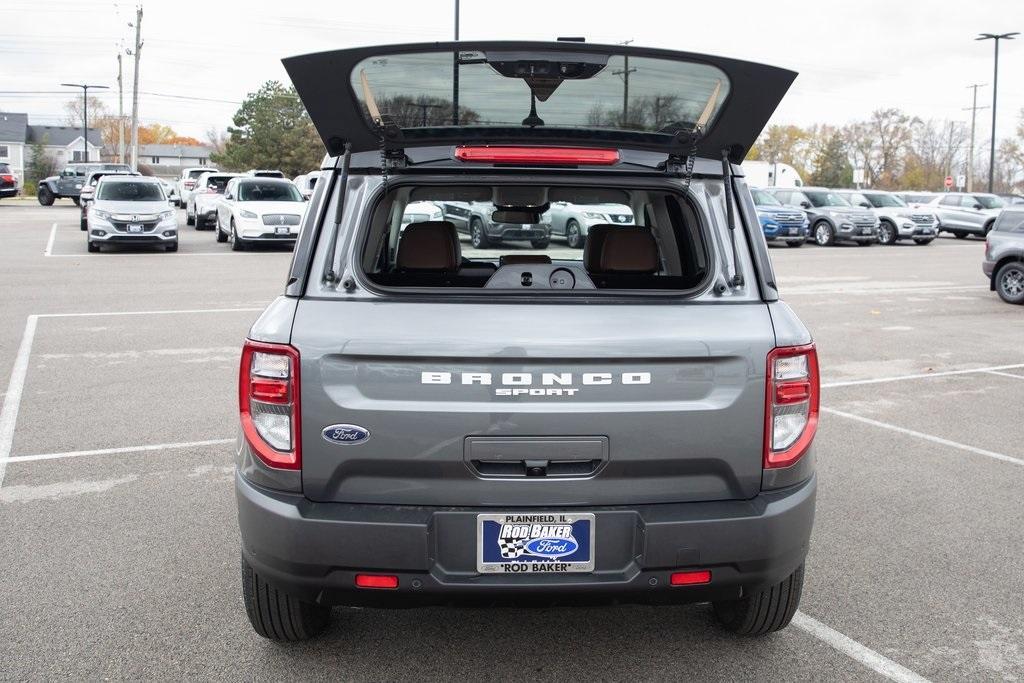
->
left=250, top=377, right=289, bottom=403
left=454, top=146, right=620, bottom=166
left=670, top=570, right=712, bottom=586
left=775, top=381, right=811, bottom=404
left=355, top=574, right=398, bottom=589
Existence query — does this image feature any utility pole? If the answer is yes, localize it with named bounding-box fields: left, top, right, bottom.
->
left=128, top=5, right=143, bottom=170
left=451, top=0, right=460, bottom=125
left=117, top=52, right=125, bottom=164
left=963, top=84, right=988, bottom=192
left=60, top=83, right=108, bottom=162
left=976, top=32, right=1018, bottom=192
left=613, top=40, right=636, bottom=128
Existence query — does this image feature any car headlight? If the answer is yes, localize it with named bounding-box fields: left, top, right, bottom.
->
left=240, top=210, right=258, bottom=219
left=159, top=210, right=175, bottom=219
left=582, top=212, right=605, bottom=220
left=94, top=209, right=111, bottom=220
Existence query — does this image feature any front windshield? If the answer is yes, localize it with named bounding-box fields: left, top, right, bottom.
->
left=866, top=192, right=905, bottom=208
left=845, top=192, right=870, bottom=207
left=96, top=181, right=164, bottom=201
left=804, top=191, right=850, bottom=208
left=751, top=189, right=782, bottom=206
left=976, top=195, right=1006, bottom=209
left=239, top=182, right=303, bottom=202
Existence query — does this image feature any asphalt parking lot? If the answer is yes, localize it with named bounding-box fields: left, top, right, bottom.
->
left=1, top=202, right=1021, bottom=681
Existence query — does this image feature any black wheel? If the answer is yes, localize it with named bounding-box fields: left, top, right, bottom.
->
left=786, top=240, right=803, bottom=248
left=530, top=238, right=550, bottom=249
left=713, top=564, right=804, bottom=636
left=230, top=220, right=244, bottom=251
left=186, top=205, right=195, bottom=226
left=37, top=187, right=54, bottom=206
left=80, top=217, right=87, bottom=231
left=216, top=219, right=227, bottom=243
left=166, top=241, right=178, bottom=253
left=469, top=218, right=490, bottom=249
left=983, top=221, right=994, bottom=237
left=913, top=238, right=933, bottom=245
left=856, top=240, right=873, bottom=247
left=877, top=220, right=898, bottom=245
left=566, top=220, right=585, bottom=249
left=87, top=241, right=99, bottom=253
left=995, top=261, right=1024, bottom=304
left=72, top=197, right=80, bottom=207
left=954, top=231, right=968, bottom=239
left=813, top=221, right=834, bottom=246
left=241, top=558, right=331, bottom=642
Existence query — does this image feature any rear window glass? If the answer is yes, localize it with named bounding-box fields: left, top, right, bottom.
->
left=359, top=185, right=710, bottom=293
left=188, top=169, right=213, bottom=179
left=0, top=163, right=10, bottom=173
left=97, top=182, right=164, bottom=201
left=203, top=176, right=234, bottom=192
left=995, top=210, right=1024, bottom=233
left=252, top=171, right=284, bottom=178
left=351, top=50, right=729, bottom=136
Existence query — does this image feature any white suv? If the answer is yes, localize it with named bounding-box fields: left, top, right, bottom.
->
left=176, top=166, right=218, bottom=208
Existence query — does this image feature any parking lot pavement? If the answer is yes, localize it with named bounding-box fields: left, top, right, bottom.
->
left=1, top=206, right=1021, bottom=680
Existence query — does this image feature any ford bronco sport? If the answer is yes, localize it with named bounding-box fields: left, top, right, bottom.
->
left=236, top=41, right=818, bottom=642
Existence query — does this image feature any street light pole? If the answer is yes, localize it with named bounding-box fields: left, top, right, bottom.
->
left=976, top=32, right=1018, bottom=193
left=61, top=83, right=108, bottom=163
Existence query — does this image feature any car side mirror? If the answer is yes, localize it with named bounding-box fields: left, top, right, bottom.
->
left=973, top=204, right=983, bottom=211
left=800, top=201, right=812, bottom=209
left=859, top=202, right=871, bottom=209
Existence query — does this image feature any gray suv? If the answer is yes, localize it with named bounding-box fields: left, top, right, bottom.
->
left=236, top=41, right=818, bottom=642
left=983, top=206, right=1024, bottom=303
left=37, top=162, right=133, bottom=205
left=768, top=186, right=878, bottom=246
left=925, top=192, right=1006, bottom=239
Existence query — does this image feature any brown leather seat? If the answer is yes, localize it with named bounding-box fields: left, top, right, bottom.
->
left=584, top=225, right=659, bottom=274
left=499, top=254, right=552, bottom=267
left=396, top=221, right=461, bottom=271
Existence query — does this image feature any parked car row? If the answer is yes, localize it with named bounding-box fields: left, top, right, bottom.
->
left=896, top=191, right=1008, bottom=239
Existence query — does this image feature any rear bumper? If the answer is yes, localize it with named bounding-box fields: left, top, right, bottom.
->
left=488, top=223, right=549, bottom=241
left=0, top=187, right=17, bottom=198
left=236, top=471, right=816, bottom=607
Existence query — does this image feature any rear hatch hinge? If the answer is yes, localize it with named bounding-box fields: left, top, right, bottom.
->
left=661, top=128, right=701, bottom=189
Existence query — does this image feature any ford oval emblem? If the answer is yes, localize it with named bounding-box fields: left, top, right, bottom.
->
left=321, top=424, right=370, bottom=445
left=522, top=536, right=579, bottom=559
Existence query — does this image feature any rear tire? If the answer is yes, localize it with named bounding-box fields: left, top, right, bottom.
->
left=38, top=187, right=54, bottom=206
left=216, top=220, right=227, bottom=243
left=995, top=261, right=1024, bottom=304
left=80, top=217, right=87, bottom=231
left=566, top=220, right=585, bottom=249
left=241, top=558, right=331, bottom=642
left=713, top=563, right=804, bottom=636
left=954, top=231, right=968, bottom=239
left=983, top=220, right=994, bottom=237
left=186, top=207, right=195, bottom=226
left=72, top=197, right=80, bottom=207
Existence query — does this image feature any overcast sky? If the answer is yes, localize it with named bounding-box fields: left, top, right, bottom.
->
left=2, top=0, right=1022, bottom=154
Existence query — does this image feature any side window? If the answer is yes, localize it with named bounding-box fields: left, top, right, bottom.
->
left=962, top=196, right=982, bottom=209
left=939, top=195, right=959, bottom=206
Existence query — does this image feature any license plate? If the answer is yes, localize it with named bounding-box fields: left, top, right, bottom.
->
left=275, top=226, right=289, bottom=235
left=862, top=227, right=873, bottom=235
left=788, top=227, right=799, bottom=235
left=477, top=512, right=595, bottom=574
left=127, top=224, right=143, bottom=233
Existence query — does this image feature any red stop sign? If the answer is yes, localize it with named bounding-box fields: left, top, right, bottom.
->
left=944, top=176, right=953, bottom=188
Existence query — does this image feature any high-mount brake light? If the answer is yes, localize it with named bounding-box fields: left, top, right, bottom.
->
left=454, top=146, right=620, bottom=166
left=764, top=344, right=819, bottom=469
left=239, top=340, right=300, bottom=470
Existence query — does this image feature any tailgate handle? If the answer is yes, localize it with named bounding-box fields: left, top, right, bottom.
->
left=469, top=458, right=602, bottom=479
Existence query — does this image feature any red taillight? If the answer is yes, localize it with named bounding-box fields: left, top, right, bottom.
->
left=184, top=180, right=196, bottom=189
left=355, top=574, right=398, bottom=589
left=454, top=146, right=620, bottom=166
left=670, top=570, right=711, bottom=586
left=764, top=344, right=819, bottom=469
left=239, top=340, right=300, bottom=470
left=0, top=174, right=13, bottom=182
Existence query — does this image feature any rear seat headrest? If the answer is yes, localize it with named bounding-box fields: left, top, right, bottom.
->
left=584, top=225, right=659, bottom=274
left=396, top=221, right=461, bottom=271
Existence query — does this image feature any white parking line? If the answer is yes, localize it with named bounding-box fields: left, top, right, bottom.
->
left=793, top=612, right=931, bottom=683
left=823, top=408, right=1024, bottom=467
left=0, top=316, right=38, bottom=488
left=822, top=363, right=1024, bottom=388
left=0, top=438, right=234, bottom=465
left=43, top=222, right=57, bottom=256
left=0, top=306, right=262, bottom=488
left=985, top=370, right=1024, bottom=380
